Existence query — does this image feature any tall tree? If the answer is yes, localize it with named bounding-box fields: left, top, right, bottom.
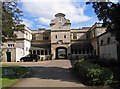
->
left=86, top=2, right=120, bottom=42
left=2, top=0, right=24, bottom=42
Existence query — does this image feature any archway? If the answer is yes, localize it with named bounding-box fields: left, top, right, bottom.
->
left=56, top=47, right=67, bottom=59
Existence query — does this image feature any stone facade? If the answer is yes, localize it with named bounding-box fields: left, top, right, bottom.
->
left=2, top=26, right=32, bottom=62
left=1, top=13, right=119, bottom=62
left=98, top=32, right=118, bottom=60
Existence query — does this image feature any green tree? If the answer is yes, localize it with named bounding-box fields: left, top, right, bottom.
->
left=86, top=2, right=120, bottom=42
left=2, top=0, right=24, bottom=42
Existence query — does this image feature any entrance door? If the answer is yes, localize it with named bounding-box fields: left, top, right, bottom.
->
left=6, top=51, right=11, bottom=62
left=56, top=47, right=67, bottom=59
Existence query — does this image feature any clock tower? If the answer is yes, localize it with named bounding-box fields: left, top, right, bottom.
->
left=50, top=13, right=71, bottom=60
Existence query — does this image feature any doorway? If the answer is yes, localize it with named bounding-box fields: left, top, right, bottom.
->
left=6, top=51, right=11, bottom=62
left=56, top=47, right=67, bottom=59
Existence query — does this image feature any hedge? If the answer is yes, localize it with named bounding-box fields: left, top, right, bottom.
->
left=73, top=61, right=113, bottom=86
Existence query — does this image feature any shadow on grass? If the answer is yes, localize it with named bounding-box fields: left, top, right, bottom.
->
left=2, top=66, right=28, bottom=79
left=1, top=66, right=28, bottom=88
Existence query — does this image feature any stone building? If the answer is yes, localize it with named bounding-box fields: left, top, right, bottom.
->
left=98, top=32, right=120, bottom=60
left=1, top=13, right=119, bottom=62
left=2, top=26, right=32, bottom=62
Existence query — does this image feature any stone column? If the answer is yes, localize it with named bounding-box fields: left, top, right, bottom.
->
left=51, top=45, right=56, bottom=60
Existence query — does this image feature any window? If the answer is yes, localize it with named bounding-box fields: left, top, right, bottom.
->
left=107, top=37, right=110, bottom=44
left=26, top=33, right=28, bottom=36
left=33, top=50, right=36, bottom=54
left=75, top=49, right=77, bottom=54
left=73, top=33, right=77, bottom=39
left=64, top=35, right=66, bottom=38
left=37, top=50, right=40, bottom=55
left=55, top=35, right=57, bottom=39
left=8, top=44, right=10, bottom=47
left=43, top=34, right=49, bottom=40
left=8, top=44, right=14, bottom=47
left=79, top=49, right=81, bottom=54
left=86, top=33, right=89, bottom=39
left=32, top=34, right=36, bottom=40
left=83, top=49, right=85, bottom=54
left=43, top=36, right=49, bottom=40
left=45, top=50, right=48, bottom=55
left=101, top=40, right=103, bottom=45
left=41, top=50, right=44, bottom=55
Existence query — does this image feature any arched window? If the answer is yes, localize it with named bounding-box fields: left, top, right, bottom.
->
left=107, top=37, right=110, bottom=44
left=41, top=50, right=44, bottom=55
left=33, top=50, right=36, bottom=54
left=101, top=40, right=103, bottom=45
left=37, top=50, right=40, bottom=55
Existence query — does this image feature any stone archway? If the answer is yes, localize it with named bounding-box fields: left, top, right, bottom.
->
left=56, top=47, right=67, bottom=59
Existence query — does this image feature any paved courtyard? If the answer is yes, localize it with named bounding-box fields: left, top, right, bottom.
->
left=2, top=59, right=112, bottom=89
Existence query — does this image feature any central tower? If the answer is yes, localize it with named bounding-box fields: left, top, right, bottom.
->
left=50, top=13, right=71, bottom=59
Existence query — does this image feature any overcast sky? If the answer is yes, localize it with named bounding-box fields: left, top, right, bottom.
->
left=20, top=0, right=119, bottom=30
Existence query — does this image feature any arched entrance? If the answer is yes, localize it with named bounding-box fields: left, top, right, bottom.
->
left=56, top=47, right=67, bottom=59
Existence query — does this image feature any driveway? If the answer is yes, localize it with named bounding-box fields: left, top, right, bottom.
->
left=3, top=59, right=112, bottom=88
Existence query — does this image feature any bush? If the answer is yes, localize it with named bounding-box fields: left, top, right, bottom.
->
left=73, top=61, right=113, bottom=86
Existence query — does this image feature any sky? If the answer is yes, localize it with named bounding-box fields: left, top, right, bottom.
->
left=19, top=0, right=119, bottom=30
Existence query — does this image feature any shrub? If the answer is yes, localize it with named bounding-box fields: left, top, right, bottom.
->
left=73, top=61, right=113, bottom=86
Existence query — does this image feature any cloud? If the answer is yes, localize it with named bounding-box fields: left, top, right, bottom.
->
left=38, top=17, right=51, bottom=25
left=21, top=18, right=33, bottom=28
left=110, top=0, right=119, bottom=2
left=21, top=0, right=91, bottom=26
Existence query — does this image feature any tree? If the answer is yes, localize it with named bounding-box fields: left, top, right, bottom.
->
left=86, top=2, right=120, bottom=42
left=2, top=0, right=24, bottom=42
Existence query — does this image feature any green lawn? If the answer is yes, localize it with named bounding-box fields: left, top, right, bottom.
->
left=0, top=65, right=28, bottom=88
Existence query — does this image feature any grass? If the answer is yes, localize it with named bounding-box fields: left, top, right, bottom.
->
left=0, top=78, right=18, bottom=88
left=0, top=65, right=28, bottom=88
